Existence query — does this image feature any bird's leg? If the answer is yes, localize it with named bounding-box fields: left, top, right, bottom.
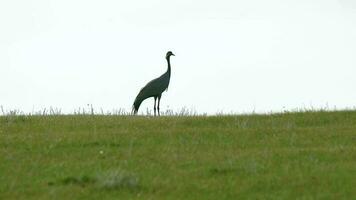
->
left=154, top=97, right=157, bottom=116
left=157, top=95, right=161, bottom=116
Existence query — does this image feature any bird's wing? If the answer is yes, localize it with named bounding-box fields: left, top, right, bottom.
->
left=138, top=77, right=164, bottom=98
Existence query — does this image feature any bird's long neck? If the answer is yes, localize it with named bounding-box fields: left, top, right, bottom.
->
left=166, top=57, right=171, bottom=75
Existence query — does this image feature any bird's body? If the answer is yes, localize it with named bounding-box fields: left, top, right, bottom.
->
left=132, top=51, right=175, bottom=115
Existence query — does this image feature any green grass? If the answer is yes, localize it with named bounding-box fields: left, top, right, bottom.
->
left=1, top=111, right=355, bottom=199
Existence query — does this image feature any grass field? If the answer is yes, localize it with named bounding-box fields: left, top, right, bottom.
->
left=0, top=111, right=355, bottom=199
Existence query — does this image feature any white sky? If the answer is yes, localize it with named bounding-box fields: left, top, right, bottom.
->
left=1, top=0, right=356, bottom=114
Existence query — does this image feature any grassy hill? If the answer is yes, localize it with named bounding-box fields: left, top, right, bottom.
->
left=1, top=111, right=355, bottom=199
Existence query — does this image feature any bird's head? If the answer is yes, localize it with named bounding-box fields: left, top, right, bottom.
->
left=166, top=51, right=175, bottom=59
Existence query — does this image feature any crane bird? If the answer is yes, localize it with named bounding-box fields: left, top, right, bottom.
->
left=132, top=51, right=175, bottom=116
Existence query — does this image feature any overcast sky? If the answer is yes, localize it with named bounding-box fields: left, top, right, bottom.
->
left=1, top=0, right=356, bottom=114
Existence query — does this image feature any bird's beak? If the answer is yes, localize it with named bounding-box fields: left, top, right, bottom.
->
left=172, top=53, right=175, bottom=56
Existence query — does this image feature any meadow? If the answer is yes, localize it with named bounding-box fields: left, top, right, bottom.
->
left=0, top=110, right=355, bottom=199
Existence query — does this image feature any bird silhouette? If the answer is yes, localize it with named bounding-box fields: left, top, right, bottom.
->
left=132, top=51, right=175, bottom=116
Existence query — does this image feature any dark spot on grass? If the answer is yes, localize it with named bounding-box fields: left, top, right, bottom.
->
left=108, top=142, right=121, bottom=147
left=60, top=175, right=96, bottom=187
left=54, top=172, right=139, bottom=191
left=209, top=167, right=237, bottom=175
